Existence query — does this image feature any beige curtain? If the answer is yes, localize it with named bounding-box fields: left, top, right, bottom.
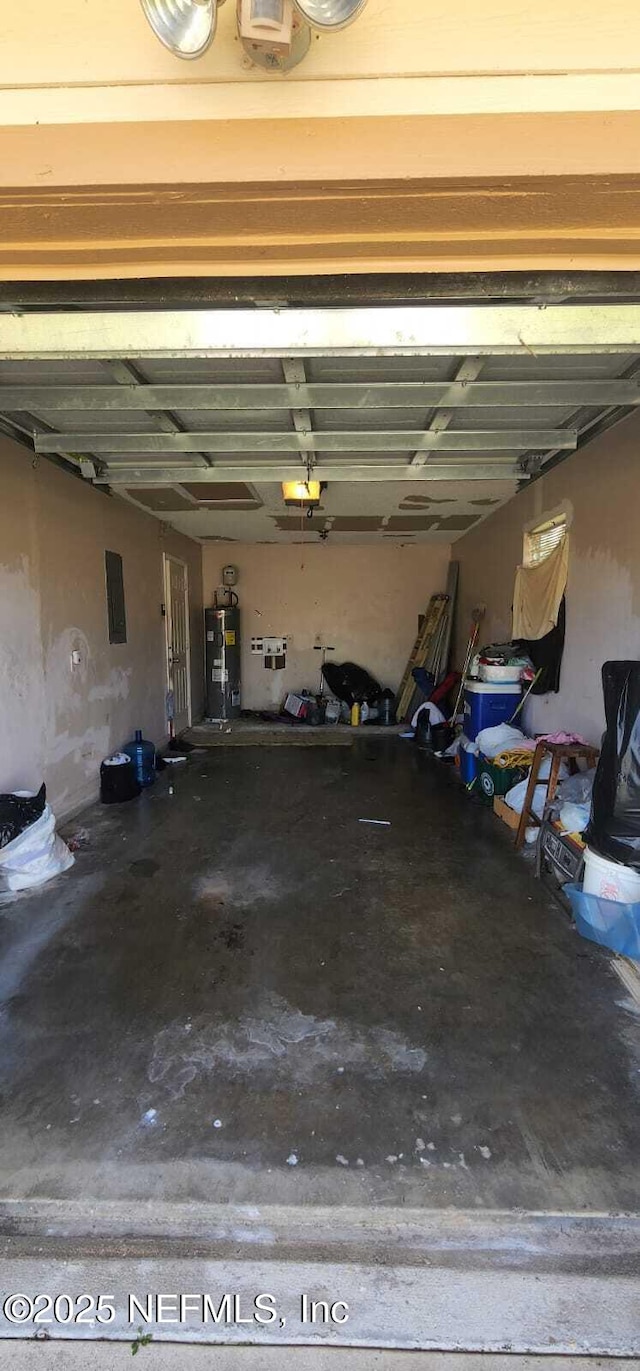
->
left=512, top=535, right=569, bottom=641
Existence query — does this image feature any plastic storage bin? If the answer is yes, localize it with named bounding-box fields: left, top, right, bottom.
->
left=463, top=682, right=522, bottom=741
left=583, top=845, right=640, bottom=903
left=124, top=729, right=156, bottom=788
left=565, top=883, right=640, bottom=959
left=477, top=758, right=528, bottom=802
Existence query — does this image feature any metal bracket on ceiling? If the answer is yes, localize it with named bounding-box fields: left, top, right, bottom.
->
left=282, top=357, right=316, bottom=477
left=518, top=452, right=545, bottom=477
left=68, top=451, right=103, bottom=480
left=409, top=357, right=485, bottom=469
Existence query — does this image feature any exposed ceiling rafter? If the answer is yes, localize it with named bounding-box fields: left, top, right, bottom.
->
left=1, top=380, right=639, bottom=411
left=103, top=358, right=213, bottom=468
left=34, top=429, right=577, bottom=456
left=1, top=305, right=640, bottom=360
left=410, top=357, right=484, bottom=470
left=0, top=302, right=638, bottom=516
left=93, top=463, right=528, bottom=485
left=282, top=357, right=314, bottom=474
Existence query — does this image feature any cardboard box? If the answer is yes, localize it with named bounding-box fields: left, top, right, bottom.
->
left=493, top=796, right=520, bottom=832
left=283, top=692, right=309, bottom=719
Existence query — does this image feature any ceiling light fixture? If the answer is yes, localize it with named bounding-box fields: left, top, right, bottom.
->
left=282, top=479, right=322, bottom=508
left=139, top=0, right=221, bottom=58
left=140, top=0, right=366, bottom=66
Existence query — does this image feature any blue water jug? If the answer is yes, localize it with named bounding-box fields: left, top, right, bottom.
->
left=124, top=729, right=156, bottom=787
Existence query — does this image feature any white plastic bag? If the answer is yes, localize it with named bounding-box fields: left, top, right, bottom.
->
left=505, top=777, right=548, bottom=818
left=475, top=724, right=530, bottom=758
left=558, top=801, right=591, bottom=834
left=536, top=755, right=569, bottom=782
left=0, top=804, right=74, bottom=892
left=556, top=768, right=596, bottom=806
left=410, top=700, right=446, bottom=730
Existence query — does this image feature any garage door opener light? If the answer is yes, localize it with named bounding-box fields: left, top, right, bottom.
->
left=282, top=479, right=322, bottom=508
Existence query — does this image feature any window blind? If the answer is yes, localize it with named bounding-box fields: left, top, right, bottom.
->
left=524, top=515, right=567, bottom=567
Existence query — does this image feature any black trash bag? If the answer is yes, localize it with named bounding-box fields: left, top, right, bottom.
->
left=584, top=660, right=640, bottom=869
left=0, top=782, right=47, bottom=850
left=321, top=661, right=382, bottom=706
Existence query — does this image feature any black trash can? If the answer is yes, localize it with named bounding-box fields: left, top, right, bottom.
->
left=100, top=757, right=141, bottom=804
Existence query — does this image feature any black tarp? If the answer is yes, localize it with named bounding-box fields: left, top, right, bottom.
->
left=321, top=661, right=382, bottom=706
left=514, top=597, right=566, bottom=695
left=584, top=660, right=640, bottom=869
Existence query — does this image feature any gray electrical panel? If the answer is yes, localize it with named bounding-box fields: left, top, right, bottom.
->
left=205, top=606, right=241, bottom=721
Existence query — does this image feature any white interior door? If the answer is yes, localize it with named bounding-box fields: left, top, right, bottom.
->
left=164, top=554, right=191, bottom=735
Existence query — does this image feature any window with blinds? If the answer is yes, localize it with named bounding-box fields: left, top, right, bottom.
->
left=524, top=514, right=568, bottom=567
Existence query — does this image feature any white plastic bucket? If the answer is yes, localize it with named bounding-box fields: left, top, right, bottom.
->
left=583, top=846, right=640, bottom=904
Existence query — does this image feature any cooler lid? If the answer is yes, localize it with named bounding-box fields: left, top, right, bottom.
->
left=464, top=681, right=522, bottom=695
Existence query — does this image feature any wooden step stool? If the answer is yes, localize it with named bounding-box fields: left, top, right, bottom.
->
left=515, top=740, right=599, bottom=852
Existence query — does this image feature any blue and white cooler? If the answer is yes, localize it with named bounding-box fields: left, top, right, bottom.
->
left=463, top=681, right=522, bottom=742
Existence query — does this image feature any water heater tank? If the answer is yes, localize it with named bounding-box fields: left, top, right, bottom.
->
left=205, top=606, right=241, bottom=721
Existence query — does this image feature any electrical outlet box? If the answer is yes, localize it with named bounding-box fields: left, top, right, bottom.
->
left=251, top=636, right=288, bottom=655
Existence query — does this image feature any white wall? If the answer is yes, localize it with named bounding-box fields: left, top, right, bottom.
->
left=454, top=410, right=640, bottom=744
left=0, top=438, right=204, bottom=817
left=0, top=450, right=46, bottom=793
left=202, top=541, right=452, bottom=711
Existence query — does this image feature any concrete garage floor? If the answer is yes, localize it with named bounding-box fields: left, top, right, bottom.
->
left=1, top=741, right=640, bottom=1352
left=1, top=737, right=640, bottom=1211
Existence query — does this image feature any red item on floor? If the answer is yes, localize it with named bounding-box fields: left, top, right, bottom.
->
left=429, top=671, right=460, bottom=708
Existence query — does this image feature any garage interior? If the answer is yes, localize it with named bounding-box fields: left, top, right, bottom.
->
left=0, top=288, right=640, bottom=1354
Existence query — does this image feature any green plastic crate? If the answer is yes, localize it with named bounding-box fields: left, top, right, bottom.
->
left=477, top=758, right=528, bottom=802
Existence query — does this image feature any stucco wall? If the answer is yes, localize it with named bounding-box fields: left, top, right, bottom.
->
left=453, top=410, right=640, bottom=744
left=202, top=542, right=451, bottom=712
left=0, top=438, right=203, bottom=817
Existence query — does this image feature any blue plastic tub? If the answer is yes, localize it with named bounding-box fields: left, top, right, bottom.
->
left=565, top=883, right=640, bottom=959
left=463, top=682, right=522, bottom=741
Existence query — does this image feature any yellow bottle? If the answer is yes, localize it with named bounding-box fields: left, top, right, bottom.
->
left=350, top=701, right=361, bottom=727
